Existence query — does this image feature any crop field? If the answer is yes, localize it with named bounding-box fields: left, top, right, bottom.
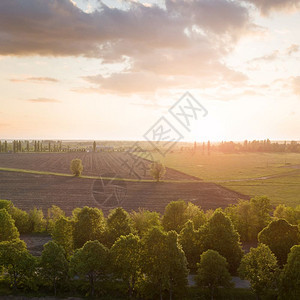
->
left=0, top=152, right=196, bottom=181
left=0, top=170, right=247, bottom=215
left=142, top=151, right=300, bottom=207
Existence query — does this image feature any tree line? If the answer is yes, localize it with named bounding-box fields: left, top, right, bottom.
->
left=0, top=197, right=299, bottom=299
left=213, top=140, right=299, bottom=153
left=0, top=140, right=65, bottom=153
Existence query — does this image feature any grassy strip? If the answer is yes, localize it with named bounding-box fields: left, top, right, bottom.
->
left=0, top=167, right=199, bottom=184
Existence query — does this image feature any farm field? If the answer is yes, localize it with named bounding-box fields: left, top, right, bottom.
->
left=0, top=170, right=247, bottom=215
left=0, top=152, right=196, bottom=181
left=143, top=151, right=300, bottom=207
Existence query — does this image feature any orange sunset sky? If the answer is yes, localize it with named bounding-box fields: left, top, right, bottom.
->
left=0, top=0, right=299, bottom=141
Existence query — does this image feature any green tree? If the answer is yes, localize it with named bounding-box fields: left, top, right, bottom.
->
left=226, top=197, right=272, bottom=242
left=28, top=207, right=46, bottom=232
left=105, top=207, right=133, bottom=247
left=0, top=209, right=19, bottom=241
left=0, top=200, right=30, bottom=234
left=162, top=200, right=188, bottom=233
left=130, top=208, right=162, bottom=236
left=142, top=228, right=188, bottom=300
left=238, top=244, right=278, bottom=299
left=93, top=141, right=96, bottom=152
left=110, top=234, right=141, bottom=297
left=40, top=241, right=68, bottom=295
left=0, top=199, right=12, bottom=210
left=149, top=161, right=166, bottom=182
left=46, top=205, right=65, bottom=233
left=258, top=219, right=299, bottom=266
left=52, top=217, right=74, bottom=257
left=0, top=239, right=37, bottom=290
left=185, top=202, right=207, bottom=229
left=179, top=220, right=201, bottom=270
left=226, top=199, right=256, bottom=242
left=199, top=209, right=243, bottom=273
left=250, top=196, right=272, bottom=235
left=70, top=158, right=83, bottom=176
left=279, top=245, right=300, bottom=300
left=196, top=250, right=232, bottom=300
left=274, top=204, right=300, bottom=225
left=73, top=207, right=106, bottom=249
left=9, top=206, right=30, bottom=234
left=70, top=240, right=109, bottom=297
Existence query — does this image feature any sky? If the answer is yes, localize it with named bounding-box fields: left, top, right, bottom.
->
left=0, top=0, right=299, bottom=142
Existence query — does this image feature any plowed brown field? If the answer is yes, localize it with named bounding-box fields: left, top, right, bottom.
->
left=0, top=152, right=197, bottom=181
left=0, top=153, right=249, bottom=214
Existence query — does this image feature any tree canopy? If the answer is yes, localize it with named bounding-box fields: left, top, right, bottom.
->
left=162, top=200, right=188, bottom=233
left=200, top=209, right=244, bottom=273
left=141, top=228, right=188, bottom=299
left=0, top=239, right=36, bottom=290
left=110, top=233, right=141, bottom=297
left=70, top=240, right=109, bottom=296
left=39, top=241, right=68, bottom=295
left=105, top=207, right=134, bottom=247
left=238, top=244, right=279, bottom=298
left=0, top=208, right=19, bottom=242
left=196, top=250, right=232, bottom=299
left=258, top=218, right=299, bottom=266
left=73, top=207, right=106, bottom=249
left=279, top=245, right=300, bottom=300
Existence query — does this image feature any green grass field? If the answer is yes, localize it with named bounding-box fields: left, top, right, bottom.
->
left=143, top=152, right=300, bottom=207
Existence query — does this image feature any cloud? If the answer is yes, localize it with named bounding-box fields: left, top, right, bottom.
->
left=244, top=0, right=300, bottom=15
left=0, top=0, right=253, bottom=57
left=82, top=71, right=182, bottom=94
left=0, top=0, right=255, bottom=94
left=81, top=65, right=248, bottom=95
left=249, top=50, right=280, bottom=63
left=268, top=77, right=300, bottom=97
left=248, top=44, right=299, bottom=66
left=286, top=44, right=299, bottom=55
left=9, top=77, right=59, bottom=83
left=199, top=87, right=262, bottom=101
left=26, top=98, right=61, bottom=103
left=293, top=77, right=300, bottom=95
